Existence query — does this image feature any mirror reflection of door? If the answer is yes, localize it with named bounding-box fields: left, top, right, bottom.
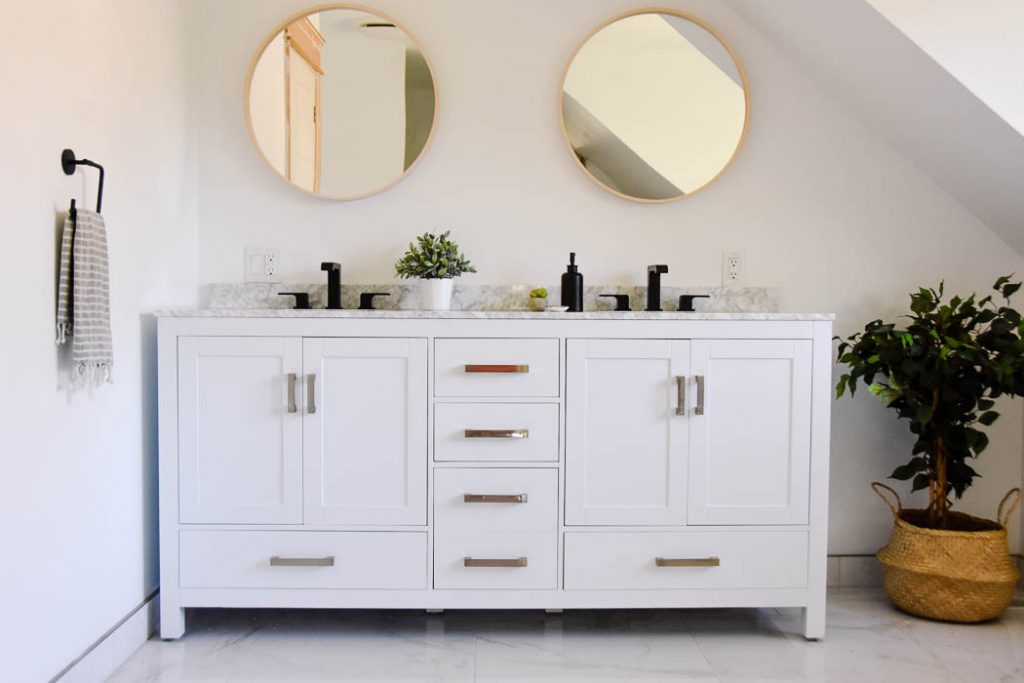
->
left=285, top=18, right=323, bottom=193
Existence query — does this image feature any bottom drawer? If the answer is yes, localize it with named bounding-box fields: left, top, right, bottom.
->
left=180, top=530, right=427, bottom=589
left=434, top=532, right=557, bottom=590
left=564, top=531, right=808, bottom=590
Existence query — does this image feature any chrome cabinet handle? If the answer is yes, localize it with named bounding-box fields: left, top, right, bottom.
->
left=675, top=375, right=686, bottom=416
left=464, top=429, right=529, bottom=439
left=695, top=375, right=706, bottom=416
left=270, top=555, right=335, bottom=567
left=306, top=374, right=316, bottom=414
left=463, top=493, right=528, bottom=504
left=464, top=557, right=528, bottom=568
left=464, top=364, right=529, bottom=373
left=287, top=373, right=298, bottom=413
left=655, top=557, right=720, bottom=568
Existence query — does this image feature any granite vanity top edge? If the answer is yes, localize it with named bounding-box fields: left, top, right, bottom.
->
left=153, top=309, right=835, bottom=321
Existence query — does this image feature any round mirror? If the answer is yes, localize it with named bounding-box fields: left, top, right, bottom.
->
left=560, top=11, right=749, bottom=203
left=245, top=5, right=437, bottom=199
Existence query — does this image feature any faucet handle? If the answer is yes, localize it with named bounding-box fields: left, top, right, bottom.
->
left=678, top=294, right=711, bottom=312
left=359, top=292, right=391, bottom=310
left=648, top=264, right=669, bottom=274
left=599, top=294, right=631, bottom=311
left=278, top=292, right=311, bottom=309
left=321, top=262, right=340, bottom=272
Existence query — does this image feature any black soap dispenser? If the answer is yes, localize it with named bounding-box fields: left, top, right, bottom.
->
left=561, top=252, right=584, bottom=312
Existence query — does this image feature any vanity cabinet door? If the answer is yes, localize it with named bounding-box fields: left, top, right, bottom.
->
left=565, top=339, right=690, bottom=525
left=303, top=338, right=428, bottom=525
left=687, top=340, right=812, bottom=525
left=178, top=337, right=303, bottom=524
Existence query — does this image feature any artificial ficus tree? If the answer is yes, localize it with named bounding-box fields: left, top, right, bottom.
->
left=836, top=277, right=1024, bottom=529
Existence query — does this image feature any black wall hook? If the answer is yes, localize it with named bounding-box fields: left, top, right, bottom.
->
left=61, top=148, right=104, bottom=214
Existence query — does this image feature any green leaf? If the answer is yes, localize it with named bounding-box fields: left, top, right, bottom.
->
left=891, top=458, right=927, bottom=481
left=911, top=473, right=930, bottom=492
left=978, top=411, right=999, bottom=426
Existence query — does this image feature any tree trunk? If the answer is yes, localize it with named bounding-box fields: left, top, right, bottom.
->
left=929, top=438, right=949, bottom=529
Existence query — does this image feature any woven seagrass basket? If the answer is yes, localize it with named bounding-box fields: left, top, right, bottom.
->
left=873, top=482, right=1021, bottom=623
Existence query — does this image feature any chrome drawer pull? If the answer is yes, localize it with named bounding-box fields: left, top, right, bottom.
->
left=464, top=364, right=529, bottom=374
left=464, top=429, right=529, bottom=439
left=269, top=555, right=335, bottom=567
left=675, top=375, right=686, bottom=416
left=694, top=375, right=706, bottom=416
left=655, top=557, right=720, bottom=568
left=463, top=493, right=528, bottom=504
left=287, top=373, right=298, bottom=413
left=306, top=373, right=317, bottom=414
left=464, top=557, right=528, bottom=568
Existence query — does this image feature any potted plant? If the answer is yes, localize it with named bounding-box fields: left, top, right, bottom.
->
left=394, top=231, right=476, bottom=310
left=529, top=288, right=548, bottom=312
left=836, top=276, right=1024, bottom=622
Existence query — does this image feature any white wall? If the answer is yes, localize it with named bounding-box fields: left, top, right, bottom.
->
left=196, top=0, right=1024, bottom=557
left=869, top=0, right=1024, bottom=134
left=0, top=1, right=199, bottom=680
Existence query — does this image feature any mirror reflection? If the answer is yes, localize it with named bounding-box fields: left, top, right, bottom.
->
left=246, top=7, right=436, bottom=199
left=561, top=12, right=748, bottom=202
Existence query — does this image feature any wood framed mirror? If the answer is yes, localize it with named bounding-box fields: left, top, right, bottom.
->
left=244, top=4, right=438, bottom=200
left=560, top=9, right=750, bottom=203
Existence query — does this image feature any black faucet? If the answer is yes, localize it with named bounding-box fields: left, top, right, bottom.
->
left=646, top=265, right=668, bottom=312
left=321, top=262, right=342, bottom=309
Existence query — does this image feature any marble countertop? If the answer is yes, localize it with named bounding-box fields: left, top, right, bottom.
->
left=154, top=309, right=834, bottom=321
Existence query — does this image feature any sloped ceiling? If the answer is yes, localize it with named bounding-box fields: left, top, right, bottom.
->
left=726, top=0, right=1024, bottom=253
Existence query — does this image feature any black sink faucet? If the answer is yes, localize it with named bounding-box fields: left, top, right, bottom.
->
left=321, top=262, right=342, bottom=309
left=646, top=265, right=668, bottom=312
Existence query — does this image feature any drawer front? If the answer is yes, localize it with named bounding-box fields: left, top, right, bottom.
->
left=435, top=338, right=559, bottom=397
left=434, top=531, right=557, bottom=589
left=434, top=468, right=558, bottom=531
left=564, top=531, right=808, bottom=590
left=180, top=530, right=427, bottom=589
left=435, top=403, right=559, bottom=462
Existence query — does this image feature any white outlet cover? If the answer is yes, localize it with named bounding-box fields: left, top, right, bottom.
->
left=722, top=251, right=743, bottom=285
left=244, top=247, right=282, bottom=283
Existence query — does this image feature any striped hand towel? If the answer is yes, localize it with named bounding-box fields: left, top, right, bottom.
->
left=56, top=208, right=113, bottom=388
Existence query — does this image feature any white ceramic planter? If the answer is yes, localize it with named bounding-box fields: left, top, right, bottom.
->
left=419, top=278, right=454, bottom=310
left=528, top=297, right=547, bottom=312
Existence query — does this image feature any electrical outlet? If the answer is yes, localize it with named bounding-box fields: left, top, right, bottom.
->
left=244, top=247, right=281, bottom=283
left=722, top=251, right=743, bottom=285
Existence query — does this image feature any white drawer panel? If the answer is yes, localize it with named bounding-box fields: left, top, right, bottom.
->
left=434, top=338, right=559, bottom=397
left=434, top=468, right=558, bottom=531
left=564, top=531, right=808, bottom=590
left=434, top=531, right=557, bottom=589
left=435, top=403, right=559, bottom=462
left=180, top=530, right=427, bottom=589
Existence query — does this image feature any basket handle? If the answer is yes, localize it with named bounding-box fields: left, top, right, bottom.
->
left=871, top=481, right=902, bottom=519
left=997, top=488, right=1021, bottom=528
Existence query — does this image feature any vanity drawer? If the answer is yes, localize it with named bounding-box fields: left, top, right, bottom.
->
left=434, top=338, right=559, bottom=397
left=179, top=530, right=427, bottom=589
left=434, top=468, right=558, bottom=531
left=563, top=531, right=808, bottom=590
left=435, top=403, right=559, bottom=462
left=434, top=531, right=558, bottom=589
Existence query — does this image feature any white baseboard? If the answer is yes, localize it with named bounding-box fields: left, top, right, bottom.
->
left=51, top=591, right=158, bottom=683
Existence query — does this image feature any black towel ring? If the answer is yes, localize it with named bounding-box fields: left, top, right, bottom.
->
left=61, top=148, right=104, bottom=217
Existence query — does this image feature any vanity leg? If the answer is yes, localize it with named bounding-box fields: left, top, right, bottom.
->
left=801, top=603, right=825, bottom=641
left=160, top=604, right=185, bottom=640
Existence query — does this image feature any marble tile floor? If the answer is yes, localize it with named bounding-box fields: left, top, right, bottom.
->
left=107, top=589, right=1024, bottom=683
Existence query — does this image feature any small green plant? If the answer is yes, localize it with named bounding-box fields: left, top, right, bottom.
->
left=394, top=231, right=476, bottom=280
left=836, top=276, right=1024, bottom=528
left=530, top=288, right=548, bottom=299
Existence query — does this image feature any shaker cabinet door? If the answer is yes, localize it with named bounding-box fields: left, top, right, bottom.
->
left=303, top=338, right=428, bottom=525
left=178, top=336, right=303, bottom=524
left=565, top=339, right=690, bottom=525
left=687, top=340, right=812, bottom=525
